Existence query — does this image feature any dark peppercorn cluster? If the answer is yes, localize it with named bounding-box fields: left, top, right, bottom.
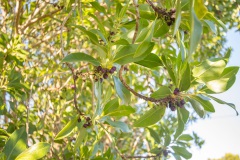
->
left=83, top=117, right=92, bottom=128
left=168, top=88, right=185, bottom=111
left=94, top=66, right=116, bottom=82
left=163, top=149, right=168, bottom=157
left=156, top=8, right=176, bottom=26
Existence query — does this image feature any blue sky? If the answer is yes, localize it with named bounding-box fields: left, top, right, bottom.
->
left=187, top=29, right=240, bottom=159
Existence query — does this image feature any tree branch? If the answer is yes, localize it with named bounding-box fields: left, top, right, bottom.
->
left=132, top=0, right=140, bottom=44
left=15, top=0, right=22, bottom=35
left=21, top=7, right=63, bottom=33
left=123, top=154, right=161, bottom=159
left=119, top=65, right=172, bottom=104
left=66, top=63, right=82, bottom=115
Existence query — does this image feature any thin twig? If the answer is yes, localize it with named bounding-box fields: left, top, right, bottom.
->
left=21, top=7, right=62, bottom=33
left=119, top=66, right=171, bottom=103
left=26, top=82, right=34, bottom=147
left=124, top=154, right=161, bottom=159
left=132, top=0, right=140, bottom=44
left=61, top=0, right=78, bottom=53
left=15, top=0, right=22, bottom=35
left=66, top=63, right=82, bottom=115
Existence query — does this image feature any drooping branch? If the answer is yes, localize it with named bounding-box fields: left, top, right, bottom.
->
left=119, top=66, right=172, bottom=104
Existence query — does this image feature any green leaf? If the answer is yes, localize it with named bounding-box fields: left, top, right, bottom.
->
left=194, top=0, right=208, bottom=19
left=118, top=3, right=129, bottom=19
left=2, top=127, right=27, bottom=160
left=113, top=76, right=131, bottom=104
left=205, top=95, right=238, bottom=115
left=133, top=106, right=166, bottom=127
left=105, top=118, right=130, bottom=132
left=189, top=8, right=203, bottom=56
left=88, top=13, right=106, bottom=36
left=220, top=66, right=239, bottom=78
left=62, top=52, right=100, bottom=66
left=150, top=86, right=172, bottom=99
left=103, top=98, right=119, bottom=115
left=188, top=98, right=205, bottom=118
left=154, top=21, right=169, bottom=37
left=174, top=107, right=189, bottom=139
left=164, top=134, right=171, bottom=146
left=204, top=12, right=227, bottom=31
left=161, top=55, right=177, bottom=85
left=192, top=58, right=226, bottom=82
left=171, top=146, right=192, bottom=159
left=179, top=63, right=191, bottom=91
left=135, top=53, right=163, bottom=68
left=55, top=117, right=78, bottom=140
left=15, top=143, right=50, bottom=160
left=75, top=25, right=99, bottom=45
left=113, top=44, right=150, bottom=65
left=178, top=134, right=193, bottom=141
left=74, top=127, right=87, bottom=151
left=113, top=39, right=130, bottom=45
left=133, top=42, right=154, bottom=58
left=90, top=2, right=106, bottom=14
left=173, top=0, right=181, bottom=35
left=205, top=78, right=231, bottom=93
left=136, top=20, right=155, bottom=43
left=191, top=95, right=215, bottom=112
left=105, top=105, right=135, bottom=117
left=147, top=128, right=160, bottom=144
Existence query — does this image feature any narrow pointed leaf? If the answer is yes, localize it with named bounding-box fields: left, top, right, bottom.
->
left=194, top=0, right=208, bottom=19
left=188, top=98, right=205, bottom=118
left=62, top=52, right=100, bottom=66
left=133, top=42, right=154, bottom=58
left=113, top=76, right=131, bottom=104
left=173, top=0, right=181, bottom=35
left=135, top=53, right=163, bottom=68
left=147, top=128, right=161, bottom=144
left=191, top=95, right=215, bottom=112
left=189, top=8, right=202, bottom=55
left=74, top=128, right=87, bottom=151
left=103, top=98, right=119, bottom=115
left=2, top=127, right=27, bottom=160
left=55, top=117, right=78, bottom=140
left=16, top=142, right=50, bottom=160
left=205, top=95, right=238, bottom=115
left=171, top=146, right=192, bottom=159
left=106, top=105, right=135, bottom=117
left=133, top=106, right=166, bottom=127
left=150, top=86, right=172, bottom=99
left=179, top=63, right=191, bottom=91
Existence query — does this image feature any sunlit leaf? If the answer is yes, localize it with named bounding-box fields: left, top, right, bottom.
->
left=192, top=58, right=226, bottom=82
left=105, top=105, right=135, bottom=117
left=147, top=128, right=161, bottom=144
left=133, top=106, right=166, bottom=127
left=15, top=143, right=50, bottom=160
left=179, top=63, right=191, bottom=91
left=194, top=0, right=208, bottom=19
left=74, top=127, right=87, bottom=151
left=173, top=0, right=181, bottom=35
left=150, top=86, right=172, bottom=99
left=133, top=42, right=154, bottom=58
left=2, top=127, right=27, bottom=160
left=103, top=98, right=119, bottom=115
left=189, top=7, right=203, bottom=56
left=55, top=117, right=78, bottom=140
left=62, top=52, right=100, bottom=66
left=135, top=53, right=163, bottom=68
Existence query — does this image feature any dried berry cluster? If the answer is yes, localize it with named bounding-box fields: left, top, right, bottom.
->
left=94, top=66, right=116, bottom=82
left=80, top=117, right=91, bottom=128
left=168, top=88, right=185, bottom=111
left=156, top=8, right=176, bottom=26
left=163, top=149, right=169, bottom=157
